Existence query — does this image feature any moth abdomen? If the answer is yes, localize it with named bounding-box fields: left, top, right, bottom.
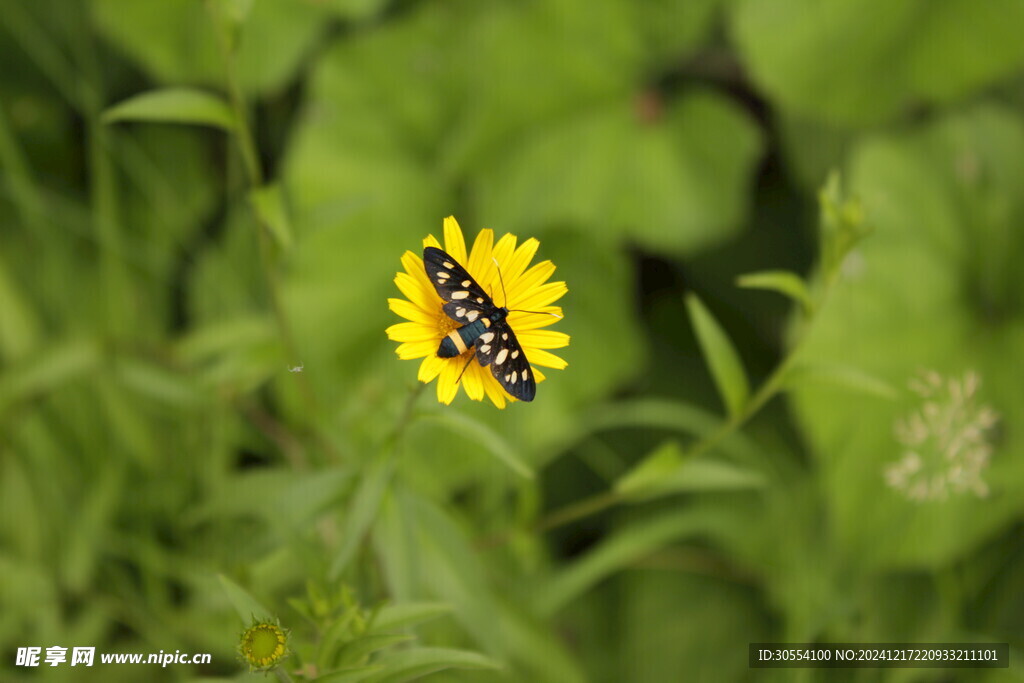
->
left=437, top=319, right=489, bottom=358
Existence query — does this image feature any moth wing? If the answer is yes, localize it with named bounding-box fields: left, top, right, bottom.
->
left=423, top=247, right=492, bottom=305
left=482, top=323, right=536, bottom=402
left=442, top=301, right=490, bottom=325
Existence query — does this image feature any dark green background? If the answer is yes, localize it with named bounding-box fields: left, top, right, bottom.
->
left=2, top=0, right=1023, bottom=680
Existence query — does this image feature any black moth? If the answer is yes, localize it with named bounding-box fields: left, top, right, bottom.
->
left=423, top=246, right=536, bottom=402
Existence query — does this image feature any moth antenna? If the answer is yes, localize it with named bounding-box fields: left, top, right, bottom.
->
left=491, top=256, right=509, bottom=307
left=508, top=309, right=563, bottom=319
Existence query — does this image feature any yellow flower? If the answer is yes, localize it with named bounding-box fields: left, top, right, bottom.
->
left=237, top=619, right=289, bottom=673
left=387, top=216, right=569, bottom=408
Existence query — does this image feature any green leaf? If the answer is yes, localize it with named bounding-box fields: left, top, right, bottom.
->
left=337, top=634, right=413, bottom=667
left=371, top=602, right=452, bottom=632
left=330, top=452, right=395, bottom=579
left=114, top=358, right=207, bottom=408
left=421, top=411, right=534, bottom=479
left=533, top=510, right=706, bottom=617
left=92, top=0, right=327, bottom=94
left=736, top=270, right=813, bottom=314
left=103, top=88, right=236, bottom=130
left=732, top=0, right=1024, bottom=126
left=0, top=339, right=101, bottom=414
left=684, top=294, right=750, bottom=418
left=362, top=647, right=500, bottom=683
left=250, top=183, right=293, bottom=249
left=0, top=256, right=39, bottom=361
left=217, top=574, right=274, bottom=624
left=789, top=104, right=1024, bottom=569
left=475, top=91, right=762, bottom=254
left=316, top=665, right=384, bottom=683
left=615, top=441, right=767, bottom=501
left=785, top=363, right=899, bottom=400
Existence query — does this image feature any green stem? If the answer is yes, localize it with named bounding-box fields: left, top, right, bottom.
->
left=0, top=102, right=46, bottom=232
left=206, top=1, right=318, bottom=416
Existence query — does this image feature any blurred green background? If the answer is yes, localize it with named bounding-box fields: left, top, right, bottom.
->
left=2, top=0, right=1024, bottom=680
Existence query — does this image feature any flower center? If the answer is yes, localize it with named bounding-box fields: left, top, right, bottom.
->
left=436, top=309, right=459, bottom=336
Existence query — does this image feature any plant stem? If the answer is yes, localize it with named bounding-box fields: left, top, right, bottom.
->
left=207, top=2, right=318, bottom=417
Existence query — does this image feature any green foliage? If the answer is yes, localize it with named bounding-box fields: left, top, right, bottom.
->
left=2, top=0, right=1023, bottom=681
left=103, top=88, right=237, bottom=130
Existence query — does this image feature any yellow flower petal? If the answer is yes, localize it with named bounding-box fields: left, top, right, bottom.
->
left=482, top=372, right=508, bottom=409
left=508, top=307, right=564, bottom=330
left=511, top=281, right=568, bottom=312
left=437, top=356, right=461, bottom=404
left=510, top=260, right=556, bottom=300
left=532, top=366, right=547, bottom=383
left=418, top=354, right=445, bottom=382
left=517, top=329, right=571, bottom=349
left=462, top=361, right=486, bottom=401
left=400, top=250, right=438, bottom=299
left=467, top=228, right=495, bottom=287
left=443, top=216, right=467, bottom=265
left=423, top=234, right=442, bottom=250
left=526, top=349, right=568, bottom=369
left=388, top=298, right=434, bottom=325
left=396, top=340, right=436, bottom=360
left=505, top=237, right=539, bottom=285
left=394, top=272, right=435, bottom=311
left=386, top=321, right=439, bottom=343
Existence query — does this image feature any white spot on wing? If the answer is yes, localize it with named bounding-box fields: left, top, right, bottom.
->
left=467, top=311, right=480, bottom=322
left=437, top=271, right=450, bottom=279
left=511, top=370, right=518, bottom=383
left=495, top=349, right=509, bottom=365
left=462, top=280, right=471, bottom=287
left=443, top=261, right=455, bottom=268
left=522, top=369, right=529, bottom=381
left=451, top=291, right=470, bottom=300
left=511, top=350, right=520, bottom=359
left=480, top=344, right=491, bottom=354
left=502, top=333, right=508, bottom=340
left=456, top=307, right=466, bottom=317
left=476, top=297, right=484, bottom=303
left=480, top=332, right=495, bottom=343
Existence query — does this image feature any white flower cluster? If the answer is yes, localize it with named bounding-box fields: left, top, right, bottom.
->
left=885, top=370, right=999, bottom=502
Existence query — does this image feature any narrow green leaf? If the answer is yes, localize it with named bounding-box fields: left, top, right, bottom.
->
left=63, top=465, right=124, bottom=592
left=685, top=294, right=750, bottom=418
left=330, top=453, right=395, bottom=579
left=533, top=510, right=705, bottom=617
left=421, top=411, right=534, bottom=479
left=363, top=647, right=500, bottom=683
left=103, top=88, right=236, bottom=130
left=337, top=634, right=413, bottom=667
left=250, top=183, right=293, bottom=249
left=114, top=358, right=207, bottom=408
left=0, top=339, right=101, bottom=414
left=315, top=665, right=383, bottom=683
left=615, top=441, right=683, bottom=497
left=217, top=574, right=274, bottom=624
left=615, top=441, right=766, bottom=502
left=372, top=602, right=452, bottom=633
left=785, top=363, right=899, bottom=399
left=736, top=269, right=813, bottom=313
left=0, top=256, right=39, bottom=361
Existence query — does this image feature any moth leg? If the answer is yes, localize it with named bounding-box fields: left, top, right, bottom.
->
left=455, top=354, right=474, bottom=386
